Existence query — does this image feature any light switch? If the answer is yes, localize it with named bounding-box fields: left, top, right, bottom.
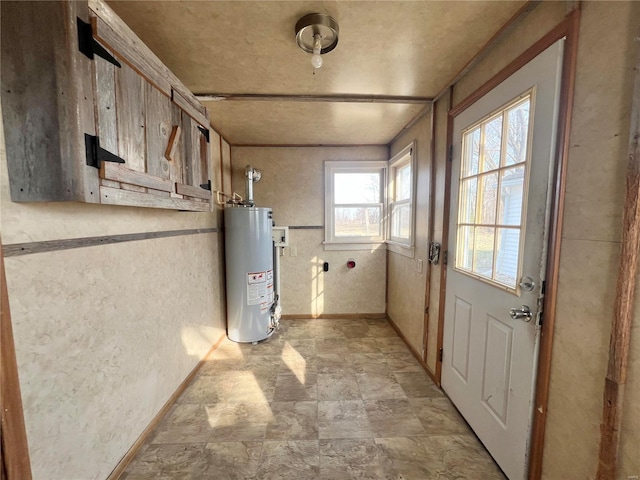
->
left=417, top=258, right=423, bottom=274
left=290, top=245, right=298, bottom=257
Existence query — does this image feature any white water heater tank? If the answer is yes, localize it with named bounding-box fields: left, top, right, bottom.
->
left=224, top=206, right=275, bottom=343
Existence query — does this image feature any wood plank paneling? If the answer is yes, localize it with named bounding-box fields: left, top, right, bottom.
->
left=176, top=183, right=212, bottom=200
left=171, top=88, right=208, bottom=128
left=116, top=63, right=146, bottom=175
left=101, top=164, right=172, bottom=192
left=94, top=52, right=121, bottom=190
left=210, top=129, right=222, bottom=193
left=100, top=186, right=210, bottom=211
left=90, top=14, right=172, bottom=96
left=221, top=138, right=232, bottom=194
left=145, top=83, right=172, bottom=179
left=1, top=2, right=65, bottom=200
left=3, top=229, right=219, bottom=257
left=169, top=106, right=185, bottom=198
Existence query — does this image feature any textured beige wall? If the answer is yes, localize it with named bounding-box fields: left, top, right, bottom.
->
left=542, top=4, right=639, bottom=479
left=231, top=146, right=388, bottom=316
left=386, top=115, right=431, bottom=355
left=434, top=2, right=640, bottom=479
left=0, top=100, right=226, bottom=479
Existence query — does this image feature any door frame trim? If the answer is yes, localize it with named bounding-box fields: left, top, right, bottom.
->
left=434, top=8, right=580, bottom=480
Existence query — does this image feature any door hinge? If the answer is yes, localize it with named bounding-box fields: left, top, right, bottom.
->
left=448, top=144, right=453, bottom=162
left=424, top=306, right=429, bottom=314
left=439, top=347, right=444, bottom=362
left=85, top=134, right=125, bottom=169
left=200, top=179, right=212, bottom=191
left=197, top=126, right=210, bottom=143
left=443, top=250, right=448, bottom=265
left=77, top=18, right=121, bottom=68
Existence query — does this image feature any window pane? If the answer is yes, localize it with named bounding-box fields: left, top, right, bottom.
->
left=498, top=166, right=525, bottom=226
left=505, top=99, right=530, bottom=166
left=456, top=225, right=474, bottom=271
left=473, top=226, right=495, bottom=279
left=334, top=173, right=380, bottom=204
left=459, top=178, right=477, bottom=224
left=481, top=115, right=502, bottom=172
left=462, top=128, right=481, bottom=177
left=478, top=173, right=498, bottom=225
left=495, top=228, right=520, bottom=287
left=391, top=203, right=411, bottom=240
left=335, top=206, right=381, bottom=237
left=395, top=164, right=411, bottom=201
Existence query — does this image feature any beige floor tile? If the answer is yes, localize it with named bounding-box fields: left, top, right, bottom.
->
left=318, top=400, right=373, bottom=439
left=123, top=319, right=502, bottom=479
left=273, top=373, right=318, bottom=401
left=375, top=436, right=445, bottom=480
left=316, top=338, right=349, bottom=355
left=409, top=397, right=473, bottom=435
left=349, top=353, right=390, bottom=374
left=122, top=443, right=208, bottom=479
left=394, top=371, right=444, bottom=398
left=347, top=337, right=382, bottom=354
left=375, top=336, right=411, bottom=353
left=202, top=441, right=262, bottom=479
left=319, top=438, right=396, bottom=479
left=317, top=372, right=361, bottom=401
left=341, top=324, right=373, bottom=338
left=256, top=440, right=320, bottom=479
left=265, top=401, right=318, bottom=440
left=206, top=402, right=272, bottom=442
left=317, top=353, right=355, bottom=374
left=383, top=352, right=423, bottom=373
left=357, top=372, right=408, bottom=400
left=427, top=434, right=506, bottom=479
left=365, top=398, right=426, bottom=437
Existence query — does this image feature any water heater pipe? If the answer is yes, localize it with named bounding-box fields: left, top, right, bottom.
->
left=245, top=165, right=262, bottom=206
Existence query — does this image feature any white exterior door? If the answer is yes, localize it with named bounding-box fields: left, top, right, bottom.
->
left=442, top=41, right=564, bottom=480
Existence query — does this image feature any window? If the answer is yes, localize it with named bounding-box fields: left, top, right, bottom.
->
left=324, top=161, right=386, bottom=248
left=388, top=143, right=416, bottom=255
left=455, top=92, right=532, bottom=290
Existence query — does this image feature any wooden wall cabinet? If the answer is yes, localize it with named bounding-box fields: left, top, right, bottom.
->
left=1, top=0, right=213, bottom=211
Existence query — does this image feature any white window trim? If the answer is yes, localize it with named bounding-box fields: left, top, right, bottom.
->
left=386, top=142, right=417, bottom=258
left=324, top=160, right=387, bottom=251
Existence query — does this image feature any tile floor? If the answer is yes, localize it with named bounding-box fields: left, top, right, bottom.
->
left=122, top=318, right=506, bottom=479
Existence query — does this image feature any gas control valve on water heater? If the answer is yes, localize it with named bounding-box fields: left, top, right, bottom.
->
left=224, top=166, right=281, bottom=343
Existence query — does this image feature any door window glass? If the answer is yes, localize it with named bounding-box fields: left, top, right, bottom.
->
left=455, top=93, right=532, bottom=290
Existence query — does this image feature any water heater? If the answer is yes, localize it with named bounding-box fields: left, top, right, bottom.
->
left=224, top=206, right=278, bottom=343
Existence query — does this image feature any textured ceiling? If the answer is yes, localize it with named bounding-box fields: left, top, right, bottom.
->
left=108, top=1, right=526, bottom=145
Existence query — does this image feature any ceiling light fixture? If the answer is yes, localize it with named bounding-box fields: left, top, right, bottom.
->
left=295, top=13, right=339, bottom=70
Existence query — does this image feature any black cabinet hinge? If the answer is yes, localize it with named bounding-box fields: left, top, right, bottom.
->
left=448, top=144, right=453, bottom=162
left=439, top=347, right=444, bottom=362
left=200, top=179, right=212, bottom=191
left=443, top=250, right=448, bottom=265
left=85, top=134, right=125, bottom=169
left=197, top=126, right=210, bottom=143
left=77, top=18, right=121, bottom=68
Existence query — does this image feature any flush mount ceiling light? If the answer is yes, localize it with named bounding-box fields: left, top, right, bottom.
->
left=295, top=13, right=339, bottom=70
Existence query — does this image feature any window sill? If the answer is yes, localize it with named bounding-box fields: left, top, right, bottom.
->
left=323, top=242, right=386, bottom=252
left=387, top=241, right=415, bottom=258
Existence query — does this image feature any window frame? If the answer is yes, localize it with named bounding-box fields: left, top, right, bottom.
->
left=387, top=142, right=417, bottom=257
left=324, top=161, right=387, bottom=250
left=454, top=90, right=534, bottom=293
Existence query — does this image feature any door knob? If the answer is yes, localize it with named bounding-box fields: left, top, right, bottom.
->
left=509, top=305, right=532, bottom=322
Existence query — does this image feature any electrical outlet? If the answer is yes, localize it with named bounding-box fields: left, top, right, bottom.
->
left=417, top=258, right=423, bottom=274
left=290, top=245, right=297, bottom=257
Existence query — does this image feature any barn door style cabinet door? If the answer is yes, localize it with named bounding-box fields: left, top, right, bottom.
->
left=1, top=0, right=213, bottom=211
